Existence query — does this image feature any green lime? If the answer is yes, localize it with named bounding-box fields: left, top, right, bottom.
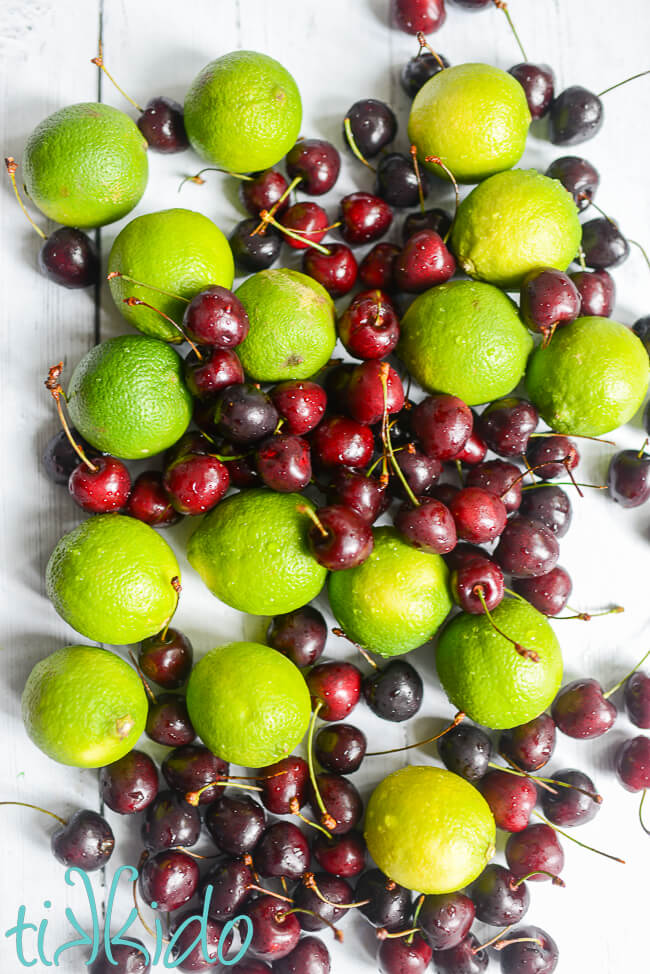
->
left=66, top=335, right=192, bottom=459
left=408, top=64, right=530, bottom=184
left=365, top=766, right=495, bottom=894
left=235, top=269, right=336, bottom=381
left=328, top=527, right=451, bottom=657
left=108, top=209, right=234, bottom=342
left=451, top=169, right=581, bottom=289
left=186, top=641, right=311, bottom=766
left=184, top=51, right=302, bottom=172
left=526, top=316, right=649, bottom=435
left=436, top=598, right=563, bottom=729
left=398, top=280, right=533, bottom=406
left=23, top=103, right=147, bottom=228
left=22, top=645, right=147, bottom=767
left=46, top=514, right=180, bottom=645
left=187, top=489, right=327, bottom=615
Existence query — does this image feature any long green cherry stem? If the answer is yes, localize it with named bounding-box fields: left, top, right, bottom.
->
left=534, top=811, right=625, bottom=864
left=45, top=363, right=98, bottom=472
left=0, top=801, right=66, bottom=825
left=5, top=157, right=46, bottom=238
left=106, top=271, right=190, bottom=304
left=306, top=701, right=336, bottom=832
left=123, top=297, right=201, bottom=356
left=603, top=648, right=650, bottom=699
left=366, top=711, right=465, bottom=756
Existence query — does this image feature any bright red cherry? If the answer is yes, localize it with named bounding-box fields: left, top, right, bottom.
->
left=390, top=0, right=446, bottom=34
left=163, top=452, right=230, bottom=515
left=340, top=192, right=393, bottom=245
left=270, top=380, right=327, bottom=435
left=307, top=661, right=363, bottom=721
left=303, top=243, right=358, bottom=297
left=256, top=434, right=312, bottom=492
left=451, top=555, right=505, bottom=614
left=551, top=678, right=617, bottom=739
left=395, top=497, right=457, bottom=554
left=359, top=243, right=399, bottom=291
left=182, top=286, right=249, bottom=348
left=281, top=202, right=330, bottom=250
left=505, top=824, right=564, bottom=882
left=240, top=169, right=289, bottom=217
left=311, top=415, right=374, bottom=469
left=68, top=456, right=131, bottom=514
left=126, top=470, right=180, bottom=527
left=480, top=769, right=538, bottom=832
left=393, top=230, right=456, bottom=292
left=183, top=347, right=245, bottom=400
left=449, top=487, right=507, bottom=544
left=337, top=289, right=400, bottom=360
left=304, top=504, right=374, bottom=570
left=346, top=361, right=404, bottom=425
left=411, top=395, right=473, bottom=460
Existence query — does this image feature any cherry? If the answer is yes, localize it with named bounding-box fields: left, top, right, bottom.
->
left=447, top=0, right=490, bottom=8
left=268, top=607, right=327, bottom=668
left=39, top=226, right=100, bottom=288
left=256, top=434, right=312, bottom=492
left=42, top=428, right=96, bottom=484
left=581, top=217, right=630, bottom=269
left=456, top=428, right=488, bottom=466
left=347, top=361, right=404, bottom=426
left=519, top=268, right=580, bottom=343
left=323, top=363, right=354, bottom=411
left=338, top=289, right=400, bottom=360
left=344, top=99, right=397, bottom=159
left=615, top=735, right=650, bottom=792
left=327, top=469, right=389, bottom=524
left=205, top=793, right=266, bottom=856
left=303, top=244, right=358, bottom=297
left=201, top=858, right=254, bottom=921
left=340, top=192, right=393, bottom=245
left=303, top=504, right=374, bottom=571
left=139, top=628, right=193, bottom=690
left=512, top=565, right=573, bottom=616
left=500, top=715, right=556, bottom=773
left=270, top=380, right=326, bottom=435
left=525, top=435, right=579, bottom=481
left=519, top=484, right=571, bottom=537
left=431, top=934, right=488, bottom=974
left=624, top=671, right=650, bottom=728
left=255, top=821, right=310, bottom=880
left=633, top=315, right=650, bottom=353
left=163, top=452, right=230, bottom=515
left=281, top=202, right=330, bottom=250
left=401, top=52, right=450, bottom=98
left=546, top=156, right=599, bottom=211
left=141, top=790, right=201, bottom=852
left=549, top=86, right=603, bottom=145
left=126, top=471, right=179, bottom=527
left=480, top=770, right=537, bottom=832
left=293, top=872, right=355, bottom=930
left=470, top=864, right=529, bottom=927
left=494, top=516, right=559, bottom=578
left=393, top=229, right=455, bottom=292
left=230, top=218, right=282, bottom=271
left=145, top=693, right=195, bottom=748
left=412, top=394, right=473, bottom=460
left=182, top=286, right=249, bottom=348
left=315, top=723, right=367, bottom=774
left=240, top=169, right=289, bottom=217
left=395, top=497, right=457, bottom=554
left=68, top=455, right=131, bottom=513
left=139, top=849, right=199, bottom=912
left=259, top=755, right=309, bottom=815
left=88, top=940, right=150, bottom=974
left=552, top=679, right=617, bottom=739
left=162, top=745, right=229, bottom=804
left=418, top=892, right=475, bottom=950
left=169, top=910, right=233, bottom=972
left=184, top=347, right=245, bottom=399
left=286, top=138, right=341, bottom=195
left=505, top=824, right=564, bottom=882
left=438, top=724, right=492, bottom=783
left=311, top=415, right=374, bottom=469
left=541, top=769, right=601, bottom=827
left=378, top=933, right=433, bottom=974
left=445, top=542, right=490, bottom=571
left=451, top=556, right=504, bottom=614
left=402, top=207, right=451, bottom=242
left=312, top=773, right=363, bottom=835
left=391, top=449, right=442, bottom=500
left=466, top=460, right=522, bottom=513
left=499, top=926, right=559, bottom=974
left=215, top=383, right=279, bottom=445
left=477, top=398, right=539, bottom=457
left=312, top=829, right=366, bottom=876
left=137, top=96, right=188, bottom=152
left=100, top=749, right=158, bottom=815
left=359, top=243, right=400, bottom=291
left=227, top=964, right=270, bottom=974
left=355, top=869, right=412, bottom=931
left=273, top=936, right=331, bottom=974
left=375, top=152, right=430, bottom=208
left=570, top=269, right=615, bottom=316
left=391, top=0, right=446, bottom=33
left=449, top=487, right=507, bottom=544
left=307, top=660, right=363, bottom=721
left=608, top=448, right=650, bottom=507
left=363, top=660, right=423, bottom=722
left=245, top=896, right=301, bottom=961
left=509, top=63, right=554, bottom=119
left=47, top=809, right=114, bottom=870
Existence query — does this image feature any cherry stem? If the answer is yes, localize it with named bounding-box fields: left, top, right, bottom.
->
left=4, top=157, right=46, bottom=239
left=256, top=208, right=332, bottom=254
left=178, top=167, right=253, bottom=192
left=598, top=69, right=650, bottom=97
left=488, top=761, right=558, bottom=795
left=366, top=711, right=465, bottom=756
left=45, top=363, right=98, bottom=472
left=520, top=482, right=606, bottom=492
left=91, top=42, right=143, bottom=112
left=511, top=870, right=565, bottom=888
left=107, top=271, right=190, bottom=304
left=289, top=798, right=333, bottom=838
left=303, top=872, right=371, bottom=910
left=423, top=156, right=459, bottom=240
left=406, top=895, right=425, bottom=945
left=476, top=587, right=540, bottom=662
left=251, top=175, right=303, bottom=235
left=174, top=847, right=219, bottom=860
left=122, top=297, right=202, bottom=356
left=639, top=790, right=650, bottom=837
left=415, top=32, right=446, bottom=70
left=578, top=245, right=587, bottom=271
left=127, top=650, right=157, bottom=704
left=297, top=503, right=328, bottom=538
left=332, top=627, right=378, bottom=669
left=498, top=462, right=560, bottom=497
left=409, top=145, right=426, bottom=215
left=534, top=811, right=625, bottom=863
left=343, top=117, right=376, bottom=171
left=247, top=883, right=293, bottom=903
left=490, top=760, right=602, bottom=802
left=529, top=431, right=616, bottom=447
left=492, top=0, right=528, bottom=61
left=629, top=239, right=650, bottom=274
left=377, top=927, right=420, bottom=941
left=604, top=648, right=650, bottom=699
left=472, top=923, right=513, bottom=953
left=638, top=438, right=649, bottom=460
left=494, top=937, right=543, bottom=952
left=278, top=909, right=343, bottom=942
left=540, top=322, right=558, bottom=350
left=0, top=801, right=66, bottom=826
left=556, top=605, right=624, bottom=622
left=184, top=779, right=262, bottom=805
left=160, top=576, right=181, bottom=643
left=380, top=364, right=419, bottom=507
left=306, top=701, right=335, bottom=832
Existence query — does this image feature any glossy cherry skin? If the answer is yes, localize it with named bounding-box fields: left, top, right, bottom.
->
left=477, top=398, right=539, bottom=458
left=466, top=459, right=523, bottom=514
left=307, top=660, right=363, bottom=721
left=375, top=152, right=430, bottom=208
left=256, top=434, right=311, bottom=492
left=184, top=347, right=245, bottom=400
left=480, top=769, right=537, bottom=832
left=182, top=286, right=249, bottom=349
left=42, top=428, right=97, bottom=484
left=418, top=892, right=475, bottom=950
left=310, top=772, right=363, bottom=834
left=359, top=243, right=400, bottom=290
left=139, top=628, right=193, bottom=690
left=525, top=435, right=579, bottom=481
left=401, top=51, right=450, bottom=97
left=337, top=289, right=400, bottom=360
left=240, top=168, right=289, bottom=217
left=255, top=821, right=310, bottom=879
left=139, top=849, right=199, bottom=912
left=259, top=755, right=309, bottom=815
left=286, top=138, right=341, bottom=195
left=569, top=269, right=615, bottom=316
left=141, top=790, right=201, bottom=852
left=494, top=516, right=559, bottom=578
left=281, top=201, right=329, bottom=250
left=363, top=660, right=423, bottom=722
left=68, top=456, right=131, bottom=513
left=230, top=218, right=282, bottom=271
left=347, top=361, right=404, bottom=426
left=89, top=942, right=150, bottom=974
left=633, top=315, right=650, bottom=354
left=395, top=497, right=457, bottom=554
left=293, top=873, right=355, bottom=931
left=311, top=415, right=374, bottom=469
left=432, top=934, right=488, bottom=974
left=378, top=933, right=433, bottom=974
left=509, top=63, right=554, bottom=118
left=546, top=155, right=599, bottom=210
left=327, top=469, right=389, bottom=524
left=391, top=449, right=442, bottom=501
left=100, top=749, right=158, bottom=815
left=245, top=896, right=301, bottom=961
left=215, top=383, right=279, bottom=445
left=51, top=810, right=114, bottom=871
left=438, top=724, right=492, bottom=783
left=125, top=471, right=178, bottom=527
left=624, top=671, right=650, bottom=728
left=205, top=793, right=266, bottom=855
left=519, top=484, right=571, bottom=537
left=39, top=227, right=99, bottom=288
left=344, top=99, right=397, bottom=158
left=519, top=268, right=580, bottom=339
left=169, top=911, right=232, bottom=972
left=356, top=869, right=412, bottom=931
left=608, top=449, right=650, bottom=507
left=393, top=229, right=455, bottom=292
left=163, top=452, right=230, bottom=515
left=305, top=504, right=374, bottom=571
left=315, top=723, right=367, bottom=774
left=402, top=207, right=451, bottom=243
left=270, top=380, right=326, bottom=435
left=340, top=192, right=393, bottom=245
left=499, top=926, right=559, bottom=974
left=412, top=395, right=473, bottom=460
left=449, top=487, right=507, bottom=544
left=312, top=830, right=366, bottom=877
left=456, top=428, right=488, bottom=466
left=470, top=864, right=529, bottom=927
left=512, top=565, right=572, bottom=617
left=451, top=556, right=504, bottom=614
left=391, top=0, right=446, bottom=33
left=268, top=607, right=327, bottom=668
left=146, top=694, right=195, bottom=747
left=499, top=714, right=556, bottom=772
left=505, top=824, right=564, bottom=882
left=273, top=937, right=331, bottom=974
left=137, top=96, right=188, bottom=152
left=582, top=217, right=630, bottom=269
left=551, top=678, right=617, bottom=739
left=162, top=745, right=229, bottom=805
left=615, top=735, right=650, bottom=791
left=200, top=859, right=253, bottom=922
left=303, top=244, right=358, bottom=297
left=541, top=768, right=600, bottom=827
left=549, top=85, right=603, bottom=145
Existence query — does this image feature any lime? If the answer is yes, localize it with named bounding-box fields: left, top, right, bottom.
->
left=23, top=103, right=147, bottom=228
left=187, top=489, right=327, bottom=615
left=436, top=598, right=563, bottom=729
left=408, top=64, right=530, bottom=184
left=328, top=527, right=451, bottom=657
left=66, top=335, right=192, bottom=459
left=365, top=766, right=495, bottom=894
left=235, top=269, right=336, bottom=381
left=398, top=280, right=532, bottom=406
left=108, top=209, right=234, bottom=342
left=46, top=514, right=180, bottom=645
left=186, top=642, right=311, bottom=766
left=184, top=51, right=302, bottom=172
left=22, top=645, right=147, bottom=767
left=451, top=169, right=581, bottom=289
left=526, top=316, right=649, bottom=435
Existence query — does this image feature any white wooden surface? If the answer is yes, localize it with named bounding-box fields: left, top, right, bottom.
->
left=1, top=1, right=649, bottom=970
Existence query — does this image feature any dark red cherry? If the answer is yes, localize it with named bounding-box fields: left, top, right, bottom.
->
left=305, top=504, right=374, bottom=570
left=340, top=192, right=393, bottom=245
left=245, top=895, right=301, bottom=961
left=525, top=435, right=579, bottom=481
left=126, top=471, right=179, bottom=527
left=418, top=892, right=475, bottom=950
left=470, top=863, right=529, bottom=926
left=42, top=427, right=97, bottom=484
left=88, top=940, right=150, bottom=974
left=139, top=628, right=193, bottom=690
left=259, top=755, right=309, bottom=815
left=347, top=361, right=404, bottom=426
left=363, top=660, right=423, bottom=722
left=205, top=793, right=266, bottom=856
left=394, top=229, right=455, bottom=292
left=390, top=448, right=442, bottom=500
left=287, top=138, right=341, bottom=195
left=494, top=516, right=559, bottom=578
left=633, top=315, right=650, bottom=354
left=456, top=429, right=487, bottom=466
left=401, top=51, right=450, bottom=98
left=499, top=714, right=556, bottom=773
left=519, top=268, right=580, bottom=341
left=315, top=723, right=367, bottom=775
left=100, top=750, right=158, bottom=815
left=438, top=724, right=492, bottom=783
left=466, top=460, right=523, bottom=514
left=391, top=0, right=446, bottom=33
left=344, top=99, right=397, bottom=159
left=499, top=926, right=559, bottom=974
left=541, top=768, right=601, bottom=826
left=303, top=243, right=358, bottom=297
left=311, top=415, right=374, bottom=469
left=39, top=227, right=100, bottom=288
left=505, top=825, right=564, bottom=882
left=184, top=347, right=245, bottom=399
left=240, top=169, right=289, bottom=217
left=255, top=821, right=310, bottom=879
left=402, top=207, right=451, bottom=243
left=582, top=217, right=630, bottom=269
left=230, top=218, right=282, bottom=272
left=310, top=772, right=363, bottom=834
left=307, top=660, right=363, bottom=721
left=608, top=448, right=650, bottom=507
left=355, top=869, right=412, bottom=931
left=432, top=934, right=488, bottom=974
left=449, top=487, right=507, bottom=544
left=395, top=497, right=457, bottom=554
left=137, top=96, right=188, bottom=152
left=163, top=452, right=230, bottom=515
left=624, top=671, right=650, bottom=728
left=546, top=156, right=599, bottom=211
left=412, top=395, right=473, bottom=460
left=549, top=86, right=603, bottom=145
left=337, top=289, right=400, bottom=360
left=375, top=152, right=431, bottom=208
left=146, top=693, right=195, bottom=748
left=256, top=434, right=312, bottom=492
left=214, top=383, right=279, bottom=445
left=68, top=456, right=131, bottom=514
left=512, top=565, right=572, bottom=616
left=273, top=936, right=331, bottom=974
left=519, top=484, right=571, bottom=537
left=569, top=269, right=615, bottom=316
left=162, top=745, right=229, bottom=804
left=201, top=858, right=254, bottom=921
left=169, top=910, right=233, bottom=972
left=282, top=202, right=329, bottom=250
left=378, top=933, right=433, bottom=974
left=270, top=380, right=327, bottom=435
left=50, top=810, right=114, bottom=871
left=141, top=790, right=201, bottom=852
left=293, top=873, right=355, bottom=931
left=139, top=849, right=199, bottom=912
left=182, top=286, right=249, bottom=348
left=479, top=770, right=537, bottom=832
left=615, top=735, right=650, bottom=792
left=509, top=63, right=554, bottom=119
left=312, top=830, right=366, bottom=876
left=551, top=679, right=616, bottom=739
left=327, top=469, right=389, bottom=524
left=323, top=363, right=354, bottom=411
left=477, top=398, right=539, bottom=457
left=268, top=606, right=327, bottom=668
left=359, top=243, right=400, bottom=290
left=451, top=556, right=504, bottom=614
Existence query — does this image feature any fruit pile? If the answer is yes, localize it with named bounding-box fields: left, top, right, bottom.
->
left=7, top=0, right=650, bottom=972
